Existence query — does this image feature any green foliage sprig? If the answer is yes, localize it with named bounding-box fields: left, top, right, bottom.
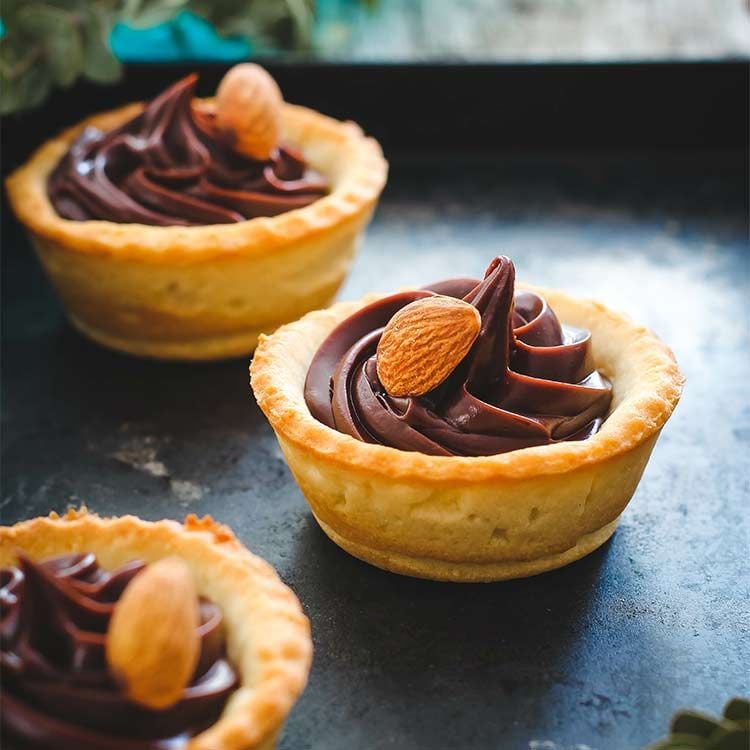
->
left=647, top=698, right=750, bottom=750
left=0, top=0, right=314, bottom=115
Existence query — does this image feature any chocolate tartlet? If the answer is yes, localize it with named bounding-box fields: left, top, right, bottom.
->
left=251, top=256, right=684, bottom=582
left=6, top=64, right=386, bottom=360
left=0, top=509, right=312, bottom=749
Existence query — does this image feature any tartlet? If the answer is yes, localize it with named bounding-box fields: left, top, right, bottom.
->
left=5, top=66, right=387, bottom=361
left=251, top=262, right=684, bottom=582
left=0, top=507, right=312, bottom=749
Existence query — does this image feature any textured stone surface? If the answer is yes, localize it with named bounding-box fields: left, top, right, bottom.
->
left=2, top=152, right=748, bottom=750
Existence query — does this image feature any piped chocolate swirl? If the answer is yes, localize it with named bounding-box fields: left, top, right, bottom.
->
left=305, top=256, right=612, bottom=457
left=47, top=74, right=328, bottom=226
left=0, top=553, right=237, bottom=750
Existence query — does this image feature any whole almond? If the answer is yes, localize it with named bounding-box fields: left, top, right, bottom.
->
left=376, top=295, right=481, bottom=397
left=215, top=63, right=283, bottom=160
left=106, top=557, right=200, bottom=710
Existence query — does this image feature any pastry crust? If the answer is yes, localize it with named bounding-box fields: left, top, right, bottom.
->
left=0, top=508, right=312, bottom=750
left=5, top=101, right=387, bottom=360
left=250, top=285, right=684, bottom=582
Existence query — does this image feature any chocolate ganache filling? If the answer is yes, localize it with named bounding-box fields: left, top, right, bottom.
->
left=305, top=256, right=613, bottom=456
left=1, top=553, right=237, bottom=749
left=47, top=74, right=328, bottom=225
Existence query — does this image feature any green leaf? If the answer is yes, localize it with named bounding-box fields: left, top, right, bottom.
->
left=0, top=72, right=27, bottom=115
left=723, top=699, right=750, bottom=723
left=0, top=59, right=52, bottom=114
left=283, top=0, right=314, bottom=47
left=0, top=0, right=321, bottom=112
left=0, top=0, right=27, bottom=20
left=189, top=0, right=314, bottom=50
left=671, top=711, right=723, bottom=739
left=706, top=726, right=750, bottom=750
left=15, top=4, right=84, bottom=87
left=659, top=734, right=709, bottom=749
left=48, top=29, right=84, bottom=87
left=81, top=5, right=122, bottom=83
left=118, top=0, right=189, bottom=28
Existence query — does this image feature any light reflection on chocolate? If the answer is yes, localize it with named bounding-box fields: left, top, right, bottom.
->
left=47, top=75, right=328, bottom=226
left=0, top=553, right=237, bottom=749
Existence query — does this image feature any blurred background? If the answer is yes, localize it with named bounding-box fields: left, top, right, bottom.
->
left=1, top=0, right=748, bottom=114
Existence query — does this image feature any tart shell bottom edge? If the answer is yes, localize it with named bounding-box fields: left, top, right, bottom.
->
left=28, top=216, right=367, bottom=361
left=273, top=431, right=659, bottom=583
left=68, top=314, right=271, bottom=362
left=313, top=513, right=621, bottom=583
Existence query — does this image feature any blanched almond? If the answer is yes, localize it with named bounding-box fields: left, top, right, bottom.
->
left=376, top=295, right=481, bottom=397
left=106, top=557, right=200, bottom=710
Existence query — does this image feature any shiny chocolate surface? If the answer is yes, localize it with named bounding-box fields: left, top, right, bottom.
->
left=47, top=75, right=328, bottom=226
left=306, top=257, right=612, bottom=456
left=0, top=554, right=237, bottom=750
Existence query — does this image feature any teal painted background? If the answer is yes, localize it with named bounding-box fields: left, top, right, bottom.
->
left=111, top=11, right=252, bottom=62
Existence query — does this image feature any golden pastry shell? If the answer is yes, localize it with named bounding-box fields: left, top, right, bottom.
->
left=250, top=284, right=684, bottom=582
left=4, top=100, right=387, bottom=360
left=0, top=508, right=312, bottom=750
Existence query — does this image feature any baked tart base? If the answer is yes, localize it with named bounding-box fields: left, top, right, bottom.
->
left=0, top=508, right=312, bottom=749
left=251, top=286, right=684, bottom=583
left=6, top=102, right=386, bottom=361
left=315, top=513, right=621, bottom=581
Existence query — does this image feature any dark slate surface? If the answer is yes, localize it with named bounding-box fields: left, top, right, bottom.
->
left=2, top=152, right=748, bottom=750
